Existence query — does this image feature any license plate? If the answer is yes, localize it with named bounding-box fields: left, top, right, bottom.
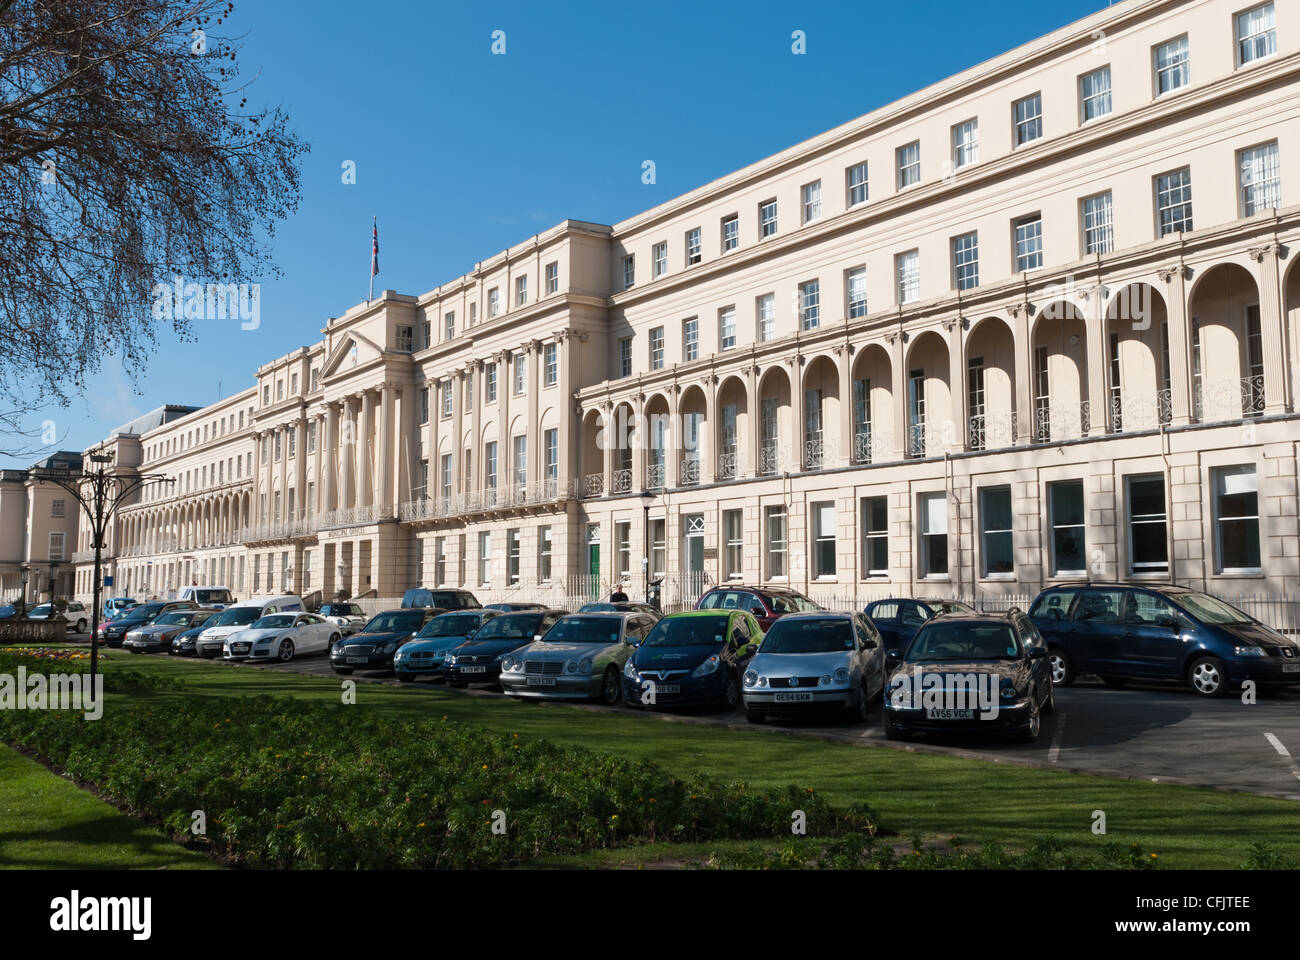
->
left=462, top=666, right=487, bottom=674
left=1283, top=664, right=1300, bottom=674
left=526, top=677, right=556, bottom=686
left=926, top=708, right=974, bottom=720
left=346, top=657, right=366, bottom=664
left=657, top=684, right=680, bottom=694
left=773, top=692, right=813, bottom=703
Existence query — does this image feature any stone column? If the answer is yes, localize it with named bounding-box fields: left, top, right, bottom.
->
left=946, top=317, right=968, bottom=453
left=1250, top=242, right=1289, bottom=413
left=1084, top=287, right=1108, bottom=436
left=888, top=331, right=907, bottom=460
left=324, top=404, right=339, bottom=512
left=359, top=389, right=376, bottom=508
left=1158, top=265, right=1193, bottom=426
left=1012, top=303, right=1033, bottom=443
left=834, top=342, right=853, bottom=467
left=378, top=383, right=394, bottom=514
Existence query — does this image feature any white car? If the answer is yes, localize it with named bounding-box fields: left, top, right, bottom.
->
left=316, top=602, right=369, bottom=636
left=222, top=613, right=340, bottom=662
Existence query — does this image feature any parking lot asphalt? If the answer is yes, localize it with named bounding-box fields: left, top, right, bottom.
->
left=136, top=643, right=1300, bottom=802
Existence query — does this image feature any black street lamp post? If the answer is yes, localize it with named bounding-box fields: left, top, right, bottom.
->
left=640, top=490, right=654, bottom=605
left=32, top=449, right=173, bottom=691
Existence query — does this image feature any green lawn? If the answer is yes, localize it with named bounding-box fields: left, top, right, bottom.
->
left=34, top=651, right=1294, bottom=870
left=0, top=743, right=216, bottom=870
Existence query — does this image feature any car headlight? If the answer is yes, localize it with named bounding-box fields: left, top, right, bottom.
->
left=564, top=660, right=577, bottom=674
left=577, top=657, right=593, bottom=675
left=444, top=654, right=457, bottom=666
left=501, top=656, right=517, bottom=672
left=382, top=640, right=399, bottom=654
left=692, top=655, right=720, bottom=678
left=743, top=670, right=758, bottom=687
left=624, top=659, right=640, bottom=680
left=833, top=667, right=849, bottom=684
left=1234, top=645, right=1267, bottom=657
left=1000, top=679, right=1019, bottom=700
left=433, top=649, right=447, bottom=661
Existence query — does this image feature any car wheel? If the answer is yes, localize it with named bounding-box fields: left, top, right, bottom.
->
left=75, top=619, right=87, bottom=633
left=598, top=666, right=621, bottom=705
left=328, top=633, right=340, bottom=654
left=277, top=639, right=295, bottom=662
left=1188, top=656, right=1230, bottom=698
left=1016, top=694, right=1042, bottom=742
left=1049, top=649, right=1075, bottom=687
left=722, top=673, right=740, bottom=710
left=850, top=683, right=870, bottom=723
left=1042, top=680, right=1056, bottom=715
left=746, top=709, right=765, bottom=724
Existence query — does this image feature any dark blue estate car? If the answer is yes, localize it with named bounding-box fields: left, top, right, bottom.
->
left=864, top=598, right=978, bottom=651
left=623, top=610, right=764, bottom=710
left=442, top=609, right=568, bottom=686
left=1029, top=583, right=1300, bottom=697
left=330, top=608, right=443, bottom=674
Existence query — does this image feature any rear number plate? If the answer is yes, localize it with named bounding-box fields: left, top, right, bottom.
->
left=927, top=708, right=974, bottom=720
left=773, top=692, right=813, bottom=703
left=526, top=677, right=556, bottom=687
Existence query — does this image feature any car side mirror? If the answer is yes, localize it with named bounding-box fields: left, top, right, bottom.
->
left=861, top=639, right=878, bottom=650
left=1028, top=647, right=1047, bottom=659
left=886, top=649, right=903, bottom=663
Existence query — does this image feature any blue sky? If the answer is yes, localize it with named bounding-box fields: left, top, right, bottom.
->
left=9, top=0, right=1109, bottom=468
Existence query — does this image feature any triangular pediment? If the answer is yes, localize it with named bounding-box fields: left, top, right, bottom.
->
left=321, top=332, right=384, bottom=378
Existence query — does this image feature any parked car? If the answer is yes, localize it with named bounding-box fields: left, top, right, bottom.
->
left=499, top=612, right=656, bottom=704
left=98, top=600, right=198, bottom=647
left=176, top=585, right=236, bottom=609
left=123, top=609, right=216, bottom=653
left=171, top=616, right=220, bottom=657
left=742, top=611, right=885, bottom=724
left=317, top=602, right=369, bottom=636
left=1029, top=583, right=1300, bottom=697
left=0, top=604, right=16, bottom=620
left=864, top=598, right=978, bottom=652
left=442, top=609, right=568, bottom=687
left=696, top=586, right=821, bottom=633
left=223, top=612, right=340, bottom=662
left=192, top=595, right=306, bottom=658
left=29, top=601, right=92, bottom=633
left=401, top=588, right=481, bottom=611
left=623, top=609, right=764, bottom=711
left=883, top=609, right=1054, bottom=742
left=577, top=601, right=662, bottom=618
left=484, top=602, right=548, bottom=612
left=394, top=609, right=502, bottom=682
left=330, top=607, right=444, bottom=674
left=102, top=596, right=137, bottom=620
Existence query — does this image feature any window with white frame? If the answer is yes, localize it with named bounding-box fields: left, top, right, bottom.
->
left=918, top=493, right=948, bottom=578
left=1126, top=474, right=1169, bottom=575
left=1155, top=168, right=1194, bottom=236
left=799, top=279, right=820, bottom=330
left=1048, top=479, right=1086, bottom=576
left=1080, top=66, right=1112, bottom=122
left=513, top=353, right=526, bottom=395
left=846, top=267, right=868, bottom=319
left=1239, top=142, right=1280, bottom=216
left=440, top=454, right=452, bottom=503
left=759, top=199, right=778, bottom=238
left=686, top=227, right=702, bottom=265
left=765, top=506, right=787, bottom=579
left=469, top=302, right=477, bottom=325
left=615, top=521, right=631, bottom=578
left=1013, top=93, right=1042, bottom=147
left=48, top=531, right=65, bottom=561
left=1236, top=3, right=1276, bottom=66
left=1014, top=214, right=1043, bottom=272
left=512, top=435, right=527, bottom=489
left=545, top=261, right=558, bottom=294
left=487, top=287, right=501, bottom=318
left=719, top=306, right=737, bottom=350
left=507, top=528, right=521, bottom=584
left=896, top=249, right=920, bottom=304
left=478, top=532, right=491, bottom=585
left=1213, top=466, right=1260, bottom=573
left=652, top=241, right=668, bottom=276
left=649, top=518, right=666, bottom=577
left=860, top=496, right=888, bottom=576
left=952, top=232, right=979, bottom=291
left=1082, top=191, right=1114, bottom=255
left=723, top=510, right=743, bottom=580
left=538, top=526, right=552, bottom=581
left=649, top=327, right=665, bottom=370
left=683, top=317, right=699, bottom=362
left=433, top=536, right=446, bottom=584
left=897, top=141, right=920, bottom=188
left=811, top=501, right=836, bottom=578
left=721, top=215, right=739, bottom=252
left=485, top=363, right=497, bottom=402
left=307, top=420, right=317, bottom=453
left=464, top=373, right=473, bottom=411
left=485, top=441, right=498, bottom=493
left=801, top=181, right=822, bottom=224
left=756, top=293, right=776, bottom=342
left=979, top=486, right=1014, bottom=576
left=622, top=254, right=635, bottom=290
left=952, top=119, right=979, bottom=169
left=441, top=381, right=452, bottom=418
left=51, top=498, right=65, bottom=518
left=846, top=161, right=869, bottom=206
left=544, top=343, right=558, bottom=386
left=618, top=337, right=633, bottom=377
left=515, top=275, right=528, bottom=307
left=444, top=311, right=455, bottom=341
left=1154, top=35, right=1190, bottom=95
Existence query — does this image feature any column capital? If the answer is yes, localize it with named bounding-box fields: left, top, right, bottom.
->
left=1247, top=242, right=1281, bottom=263
left=1157, top=263, right=1190, bottom=283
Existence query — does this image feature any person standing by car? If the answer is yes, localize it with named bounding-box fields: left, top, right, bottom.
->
left=610, top=583, right=629, bottom=602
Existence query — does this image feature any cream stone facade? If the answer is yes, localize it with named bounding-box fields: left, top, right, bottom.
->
left=65, top=0, right=1300, bottom=610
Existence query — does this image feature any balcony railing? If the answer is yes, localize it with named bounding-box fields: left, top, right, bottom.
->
left=645, top=462, right=666, bottom=489
left=680, top=458, right=700, bottom=486
left=968, top=412, right=1017, bottom=451
left=758, top=439, right=779, bottom=476
left=1196, top=375, right=1266, bottom=423
left=804, top=434, right=824, bottom=470
left=717, top=449, right=738, bottom=481
left=583, top=473, right=604, bottom=498
left=907, top=421, right=926, bottom=458
left=1034, top=401, right=1091, bottom=443
left=612, top=467, right=633, bottom=494
left=242, top=517, right=318, bottom=542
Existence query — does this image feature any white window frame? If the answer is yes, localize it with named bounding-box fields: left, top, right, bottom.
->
left=801, top=180, right=822, bottom=224
left=846, top=161, right=869, bottom=206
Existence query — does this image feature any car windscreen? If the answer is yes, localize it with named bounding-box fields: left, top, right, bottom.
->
left=138, top=604, right=168, bottom=617
left=759, top=618, right=852, bottom=653
left=643, top=615, right=731, bottom=647
left=434, top=592, right=480, bottom=609
left=209, top=607, right=262, bottom=627
left=364, top=611, right=425, bottom=634
left=154, top=612, right=195, bottom=626
left=252, top=614, right=297, bottom=629
left=542, top=616, right=622, bottom=645
left=473, top=614, right=542, bottom=639
left=195, top=590, right=227, bottom=602
left=417, top=614, right=482, bottom=638
left=908, top=623, right=1020, bottom=661
left=1177, top=593, right=1252, bottom=625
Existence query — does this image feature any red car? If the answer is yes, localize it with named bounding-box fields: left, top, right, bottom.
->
left=695, top=586, right=822, bottom=633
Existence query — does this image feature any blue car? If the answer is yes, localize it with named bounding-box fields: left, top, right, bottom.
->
left=394, top=609, right=502, bottom=682
left=864, top=598, right=978, bottom=651
left=623, top=609, right=764, bottom=711
left=443, top=609, right=568, bottom=687
left=1029, top=583, right=1300, bottom=697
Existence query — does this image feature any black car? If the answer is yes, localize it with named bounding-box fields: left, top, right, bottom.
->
left=1029, top=583, right=1300, bottom=697
left=624, top=610, right=764, bottom=711
left=864, top=598, right=978, bottom=651
left=98, top=600, right=198, bottom=647
left=123, top=609, right=216, bottom=653
left=883, top=609, right=1054, bottom=742
left=171, top=617, right=218, bottom=656
left=401, top=588, right=480, bottom=611
left=442, top=609, right=568, bottom=687
left=330, top=607, right=444, bottom=674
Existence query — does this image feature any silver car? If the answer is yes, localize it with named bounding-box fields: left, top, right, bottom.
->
left=499, top=612, right=656, bottom=704
left=742, top=611, right=886, bottom=723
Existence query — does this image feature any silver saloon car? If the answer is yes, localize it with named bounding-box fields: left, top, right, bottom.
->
left=742, top=611, right=886, bottom=723
left=498, top=612, right=656, bottom=704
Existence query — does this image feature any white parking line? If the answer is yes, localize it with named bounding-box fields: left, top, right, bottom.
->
left=1263, top=732, right=1300, bottom=782
left=1047, top=712, right=1066, bottom=763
